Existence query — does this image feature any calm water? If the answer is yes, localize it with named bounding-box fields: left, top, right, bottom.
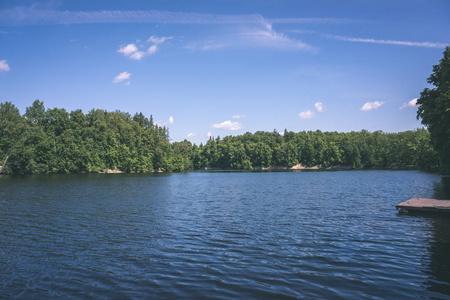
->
left=1, top=170, right=450, bottom=299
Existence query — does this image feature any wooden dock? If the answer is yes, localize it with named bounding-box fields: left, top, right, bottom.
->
left=396, top=198, right=450, bottom=214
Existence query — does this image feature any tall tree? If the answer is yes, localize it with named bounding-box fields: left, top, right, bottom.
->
left=417, top=46, right=450, bottom=174
left=0, top=102, right=27, bottom=172
left=24, top=100, right=46, bottom=126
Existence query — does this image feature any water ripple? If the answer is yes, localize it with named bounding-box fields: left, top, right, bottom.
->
left=1, top=171, right=450, bottom=298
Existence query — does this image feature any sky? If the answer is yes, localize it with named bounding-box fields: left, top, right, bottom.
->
left=0, top=0, right=449, bottom=144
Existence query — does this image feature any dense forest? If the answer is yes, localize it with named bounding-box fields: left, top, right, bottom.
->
left=0, top=100, right=440, bottom=175
left=0, top=100, right=177, bottom=174
left=191, top=128, right=437, bottom=171
left=417, top=46, right=450, bottom=175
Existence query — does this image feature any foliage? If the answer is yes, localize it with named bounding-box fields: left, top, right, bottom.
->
left=0, top=100, right=191, bottom=174
left=417, top=46, right=450, bottom=174
left=191, top=129, right=438, bottom=171
left=0, top=100, right=439, bottom=174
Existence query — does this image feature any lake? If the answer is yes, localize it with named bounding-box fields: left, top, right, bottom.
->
left=1, top=170, right=450, bottom=299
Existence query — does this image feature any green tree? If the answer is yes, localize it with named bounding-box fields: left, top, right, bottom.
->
left=417, top=46, right=450, bottom=174
left=0, top=100, right=441, bottom=174
left=24, top=100, right=46, bottom=126
left=0, top=102, right=28, bottom=173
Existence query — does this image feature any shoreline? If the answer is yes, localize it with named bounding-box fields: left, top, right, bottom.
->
left=0, top=164, right=436, bottom=176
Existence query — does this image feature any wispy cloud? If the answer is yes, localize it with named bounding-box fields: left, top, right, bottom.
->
left=118, top=35, right=171, bottom=60
left=399, top=98, right=418, bottom=109
left=232, top=114, right=246, bottom=119
left=0, top=7, right=261, bottom=26
left=112, top=71, right=131, bottom=84
left=0, top=60, right=10, bottom=72
left=211, top=120, right=244, bottom=130
left=147, top=45, right=158, bottom=55
left=286, top=29, right=317, bottom=35
left=0, top=7, right=350, bottom=26
left=315, top=102, right=324, bottom=112
left=2, top=8, right=358, bottom=52
left=243, top=26, right=313, bottom=51
left=270, top=17, right=355, bottom=24
left=187, top=23, right=314, bottom=51
left=186, top=133, right=197, bottom=138
left=148, top=36, right=171, bottom=44
left=299, top=110, right=315, bottom=119
left=0, top=7, right=318, bottom=52
left=326, top=34, right=448, bottom=49
left=361, top=101, right=385, bottom=111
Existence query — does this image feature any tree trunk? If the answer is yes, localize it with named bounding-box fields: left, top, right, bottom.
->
left=0, top=155, right=8, bottom=174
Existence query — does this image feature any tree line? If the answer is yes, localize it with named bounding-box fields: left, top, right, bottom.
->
left=0, top=100, right=440, bottom=174
left=0, top=100, right=191, bottom=174
left=191, top=129, right=438, bottom=171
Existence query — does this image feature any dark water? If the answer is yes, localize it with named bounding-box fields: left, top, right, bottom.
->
left=1, top=170, right=450, bottom=299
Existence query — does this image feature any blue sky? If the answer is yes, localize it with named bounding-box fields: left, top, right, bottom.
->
left=0, top=0, right=449, bottom=144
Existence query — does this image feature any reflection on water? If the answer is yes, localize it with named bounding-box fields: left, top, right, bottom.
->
left=426, top=217, right=450, bottom=295
left=426, top=176, right=450, bottom=295
left=433, top=176, right=450, bottom=200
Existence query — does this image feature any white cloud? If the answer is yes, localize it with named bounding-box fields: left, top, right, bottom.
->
left=361, top=101, right=385, bottom=111
left=118, top=43, right=147, bottom=60
left=299, top=110, right=315, bottom=119
left=211, top=120, right=244, bottom=130
left=156, top=116, right=174, bottom=126
left=207, top=132, right=212, bottom=138
left=315, top=102, right=324, bottom=112
left=129, top=51, right=147, bottom=60
left=118, top=35, right=171, bottom=60
left=117, top=43, right=138, bottom=56
left=232, top=114, right=246, bottom=119
left=186, top=133, right=197, bottom=138
left=327, top=34, right=447, bottom=49
left=148, top=35, right=172, bottom=44
left=147, top=45, right=158, bottom=55
left=399, top=98, right=418, bottom=109
left=112, top=71, right=131, bottom=84
left=0, top=60, right=10, bottom=72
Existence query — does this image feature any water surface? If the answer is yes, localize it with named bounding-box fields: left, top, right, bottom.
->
left=1, top=170, right=449, bottom=298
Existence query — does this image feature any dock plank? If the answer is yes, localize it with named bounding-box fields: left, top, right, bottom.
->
left=396, top=198, right=450, bottom=213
